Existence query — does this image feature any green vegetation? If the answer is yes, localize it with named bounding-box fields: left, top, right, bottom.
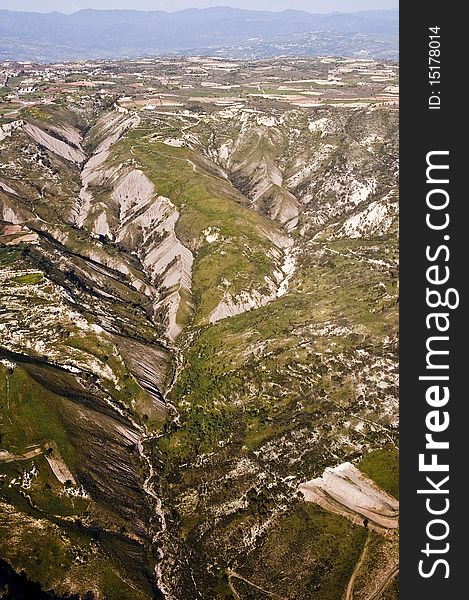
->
left=358, top=446, right=399, bottom=500
left=0, top=64, right=399, bottom=598
left=0, top=364, right=77, bottom=463
left=113, top=131, right=286, bottom=324
left=23, top=106, right=53, bottom=121
left=348, top=530, right=398, bottom=600
left=21, top=102, right=87, bottom=132
left=0, top=360, right=157, bottom=599
left=0, top=508, right=151, bottom=599
left=8, top=272, right=44, bottom=286
left=0, top=247, right=23, bottom=267
left=238, top=502, right=368, bottom=600
left=158, top=231, right=397, bottom=459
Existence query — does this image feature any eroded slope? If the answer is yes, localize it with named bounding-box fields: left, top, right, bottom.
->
left=1, top=86, right=398, bottom=599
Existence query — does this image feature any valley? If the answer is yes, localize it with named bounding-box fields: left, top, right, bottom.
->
left=0, top=56, right=399, bottom=600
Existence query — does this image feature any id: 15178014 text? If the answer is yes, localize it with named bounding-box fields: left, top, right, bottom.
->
left=428, top=26, right=441, bottom=110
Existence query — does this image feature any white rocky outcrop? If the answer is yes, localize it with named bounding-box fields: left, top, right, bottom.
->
left=277, top=247, right=295, bottom=297
left=0, top=268, right=120, bottom=388
left=23, top=123, right=86, bottom=165
left=112, top=170, right=193, bottom=340
left=215, top=115, right=301, bottom=228
left=308, top=116, right=330, bottom=134
left=209, top=288, right=276, bottom=324
left=0, top=120, right=24, bottom=143
left=299, top=462, right=399, bottom=530
left=0, top=181, right=18, bottom=196
left=63, top=108, right=193, bottom=341
left=163, top=138, right=184, bottom=147
left=208, top=226, right=293, bottom=323
left=73, top=111, right=140, bottom=227
left=0, top=204, right=24, bottom=224
left=45, top=453, right=77, bottom=485
left=336, top=191, right=398, bottom=239
left=113, top=169, right=154, bottom=222
left=321, top=174, right=376, bottom=210
left=252, top=185, right=300, bottom=229
left=4, top=232, right=39, bottom=245
left=93, top=110, right=140, bottom=157
left=49, top=124, right=84, bottom=149
left=256, top=115, right=278, bottom=127
left=91, top=210, right=112, bottom=239
left=203, top=227, right=220, bottom=243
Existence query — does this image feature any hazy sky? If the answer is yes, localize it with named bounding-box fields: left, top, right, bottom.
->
left=0, top=1, right=399, bottom=14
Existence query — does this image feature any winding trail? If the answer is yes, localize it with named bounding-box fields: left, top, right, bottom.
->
left=228, top=577, right=242, bottom=600
left=343, top=532, right=398, bottom=600
left=367, top=565, right=399, bottom=600
left=227, top=569, right=284, bottom=599
left=344, top=532, right=370, bottom=600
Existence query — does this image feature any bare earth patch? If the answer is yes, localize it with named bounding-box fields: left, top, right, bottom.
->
left=299, top=462, right=399, bottom=531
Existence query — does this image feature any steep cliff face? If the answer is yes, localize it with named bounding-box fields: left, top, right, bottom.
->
left=106, top=169, right=193, bottom=341
left=1, top=75, right=398, bottom=600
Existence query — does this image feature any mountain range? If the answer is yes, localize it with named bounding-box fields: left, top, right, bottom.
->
left=0, top=7, right=399, bottom=61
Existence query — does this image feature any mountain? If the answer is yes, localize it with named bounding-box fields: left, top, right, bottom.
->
left=0, top=57, right=399, bottom=598
left=0, top=7, right=398, bottom=62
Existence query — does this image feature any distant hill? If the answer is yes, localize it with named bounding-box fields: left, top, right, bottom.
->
left=0, top=7, right=398, bottom=62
